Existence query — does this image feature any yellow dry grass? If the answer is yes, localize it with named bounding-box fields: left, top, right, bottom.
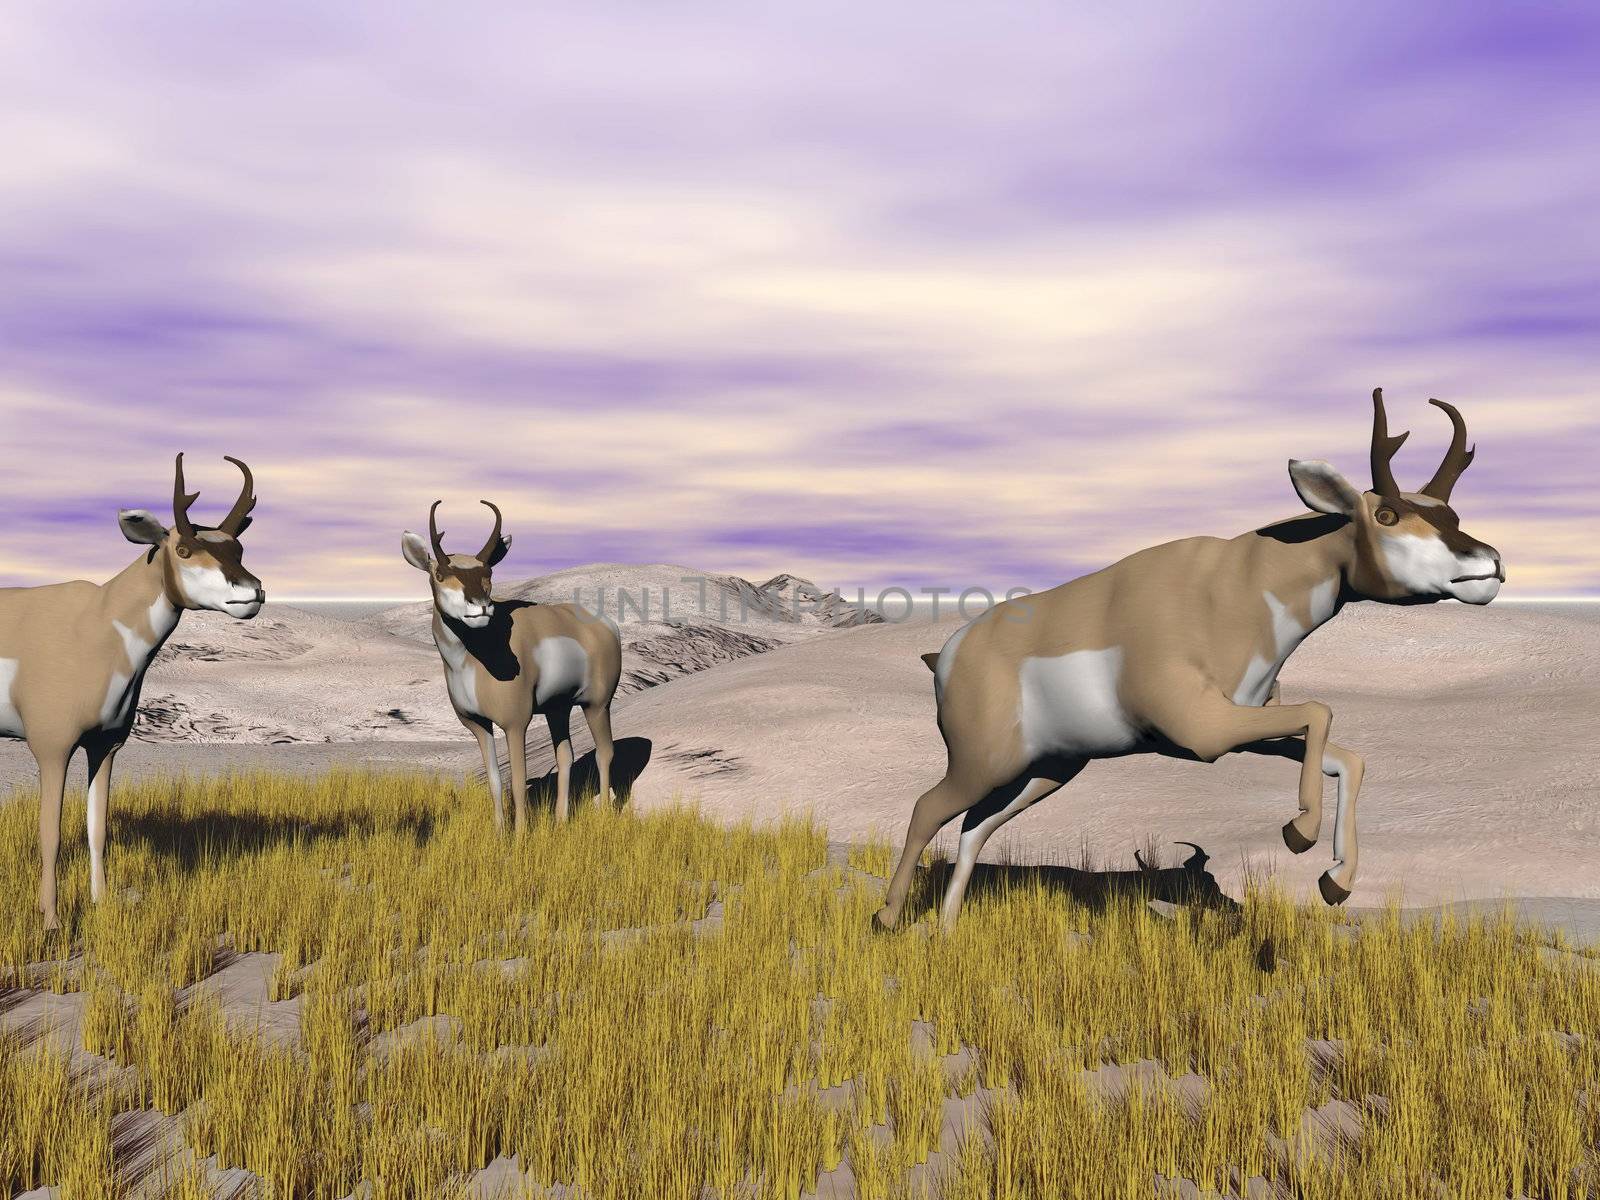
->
left=0, top=768, right=1596, bottom=1198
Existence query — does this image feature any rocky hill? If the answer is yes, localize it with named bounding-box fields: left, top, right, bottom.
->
left=370, top=563, right=880, bottom=694
left=114, top=564, right=879, bottom=744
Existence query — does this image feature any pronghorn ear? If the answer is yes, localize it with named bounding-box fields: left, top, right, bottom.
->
left=1287, top=459, right=1363, bottom=517
left=400, top=531, right=434, bottom=572
left=119, top=509, right=168, bottom=545
left=484, top=534, right=512, bottom=568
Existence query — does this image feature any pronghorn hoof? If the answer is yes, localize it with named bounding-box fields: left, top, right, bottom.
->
left=1317, top=871, right=1351, bottom=906
left=872, top=907, right=899, bottom=932
left=1281, top=820, right=1316, bottom=855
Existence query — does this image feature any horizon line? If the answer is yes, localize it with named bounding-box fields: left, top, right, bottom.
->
left=271, top=593, right=1600, bottom=604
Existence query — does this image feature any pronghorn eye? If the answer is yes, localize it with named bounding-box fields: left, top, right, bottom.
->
left=435, top=568, right=446, bottom=582
left=1375, top=507, right=1399, bottom=527
left=176, top=544, right=192, bottom=558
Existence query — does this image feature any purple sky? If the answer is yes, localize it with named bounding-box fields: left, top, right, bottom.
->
left=2, top=2, right=1596, bottom=597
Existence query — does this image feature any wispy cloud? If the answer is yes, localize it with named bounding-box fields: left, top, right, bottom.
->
left=1, top=1, right=1595, bottom=597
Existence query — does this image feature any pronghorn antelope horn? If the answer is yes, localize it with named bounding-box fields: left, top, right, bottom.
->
left=428, top=500, right=448, bottom=563
left=1176, top=841, right=1209, bottom=872
left=219, top=456, right=256, bottom=535
left=1133, top=847, right=1153, bottom=872
left=476, top=500, right=504, bottom=562
left=1420, top=398, right=1476, bottom=502
left=1369, top=388, right=1410, bottom=499
left=172, top=453, right=201, bottom=539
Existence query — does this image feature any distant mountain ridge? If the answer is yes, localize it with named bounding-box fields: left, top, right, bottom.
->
left=372, top=563, right=880, bottom=694
left=115, top=564, right=881, bottom=744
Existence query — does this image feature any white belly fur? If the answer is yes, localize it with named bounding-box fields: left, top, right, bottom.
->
left=1018, top=647, right=1141, bottom=760
left=534, top=637, right=589, bottom=707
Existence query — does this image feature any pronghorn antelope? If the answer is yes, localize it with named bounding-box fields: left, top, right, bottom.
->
left=879, top=391, right=1504, bottom=931
left=2, top=455, right=264, bottom=929
left=401, top=502, right=623, bottom=830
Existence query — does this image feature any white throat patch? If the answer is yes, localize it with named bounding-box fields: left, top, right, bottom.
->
left=1232, top=579, right=1338, bottom=706
left=434, top=618, right=481, bottom=715
left=101, top=593, right=180, bottom=728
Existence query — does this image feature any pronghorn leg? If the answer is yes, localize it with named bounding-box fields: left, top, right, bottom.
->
left=1319, top=742, right=1363, bottom=902
left=32, top=743, right=70, bottom=931
left=1239, top=737, right=1366, bottom=902
left=546, top=707, right=574, bottom=823
left=1150, top=689, right=1337, bottom=893
left=939, top=758, right=1088, bottom=931
left=463, top=717, right=505, bottom=830
left=582, top=703, right=616, bottom=807
left=876, top=767, right=992, bottom=929
left=84, top=740, right=120, bottom=905
left=507, top=718, right=533, bottom=835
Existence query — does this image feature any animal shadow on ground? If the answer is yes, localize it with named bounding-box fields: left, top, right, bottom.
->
left=524, top=735, right=654, bottom=812
left=908, top=841, right=1241, bottom=919
left=905, top=842, right=1292, bottom=968
left=118, top=805, right=437, bottom=872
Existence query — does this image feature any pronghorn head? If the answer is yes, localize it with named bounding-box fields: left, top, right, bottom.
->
left=1288, top=390, right=1504, bottom=606
left=401, top=500, right=511, bottom=629
left=118, top=454, right=265, bottom=618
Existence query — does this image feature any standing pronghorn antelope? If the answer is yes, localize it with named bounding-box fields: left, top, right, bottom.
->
left=878, top=391, right=1504, bottom=931
left=1, top=455, right=264, bottom=929
left=401, top=502, right=622, bottom=830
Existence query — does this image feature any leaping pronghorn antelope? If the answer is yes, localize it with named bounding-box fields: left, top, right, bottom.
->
left=878, top=391, right=1504, bottom=931
left=401, top=502, right=623, bottom=830
left=1, top=455, right=264, bottom=929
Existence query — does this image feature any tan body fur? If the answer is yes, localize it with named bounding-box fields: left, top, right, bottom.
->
left=433, top=594, right=623, bottom=827
left=404, top=502, right=623, bottom=829
left=879, top=392, right=1504, bottom=930
left=2, top=456, right=263, bottom=928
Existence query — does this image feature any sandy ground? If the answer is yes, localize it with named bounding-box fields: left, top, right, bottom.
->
left=2, top=564, right=1596, bottom=937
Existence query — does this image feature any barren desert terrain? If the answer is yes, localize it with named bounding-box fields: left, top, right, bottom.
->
left=3, top=568, right=1599, bottom=1198
left=1, top=565, right=1596, bottom=934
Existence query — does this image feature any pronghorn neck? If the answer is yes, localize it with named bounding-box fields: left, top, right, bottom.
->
left=433, top=604, right=526, bottom=693
left=431, top=609, right=489, bottom=716
left=1243, top=513, right=1356, bottom=627
left=1224, top=513, right=1353, bottom=708
left=432, top=609, right=494, bottom=666
left=97, top=553, right=183, bottom=671
left=103, top=553, right=182, bottom=630
left=433, top=609, right=461, bottom=645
